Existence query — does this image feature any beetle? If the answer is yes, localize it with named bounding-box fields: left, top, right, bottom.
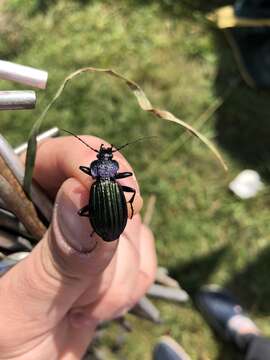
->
left=62, top=130, right=138, bottom=241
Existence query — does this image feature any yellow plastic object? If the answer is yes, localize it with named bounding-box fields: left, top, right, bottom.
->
left=208, top=5, right=270, bottom=29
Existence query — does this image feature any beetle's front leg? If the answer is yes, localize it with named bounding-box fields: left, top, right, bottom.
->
left=79, top=166, right=91, bottom=176
left=115, top=171, right=132, bottom=180
left=121, top=185, right=136, bottom=218
left=78, top=205, right=89, bottom=217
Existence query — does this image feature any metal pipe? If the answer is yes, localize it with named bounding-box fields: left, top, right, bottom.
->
left=0, top=91, right=36, bottom=110
left=0, top=60, right=48, bottom=89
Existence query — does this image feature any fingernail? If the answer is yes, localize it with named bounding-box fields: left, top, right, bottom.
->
left=55, top=185, right=97, bottom=253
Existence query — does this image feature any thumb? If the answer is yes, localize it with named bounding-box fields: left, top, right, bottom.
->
left=0, top=178, right=118, bottom=334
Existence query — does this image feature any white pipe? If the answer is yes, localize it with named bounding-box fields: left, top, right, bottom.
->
left=0, top=60, right=48, bottom=89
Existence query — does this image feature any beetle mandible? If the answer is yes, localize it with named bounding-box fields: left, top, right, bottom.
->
left=63, top=130, right=137, bottom=242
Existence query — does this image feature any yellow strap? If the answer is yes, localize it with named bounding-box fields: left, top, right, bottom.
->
left=208, top=5, right=270, bottom=29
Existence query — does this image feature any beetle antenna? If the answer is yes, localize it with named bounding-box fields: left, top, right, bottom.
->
left=60, top=129, right=99, bottom=153
left=112, top=136, right=157, bottom=152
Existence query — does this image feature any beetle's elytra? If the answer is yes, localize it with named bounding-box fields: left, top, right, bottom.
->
left=88, top=180, right=128, bottom=241
left=63, top=130, right=136, bottom=242
left=78, top=144, right=135, bottom=241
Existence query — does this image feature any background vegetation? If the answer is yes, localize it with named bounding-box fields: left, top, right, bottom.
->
left=1, top=0, right=270, bottom=359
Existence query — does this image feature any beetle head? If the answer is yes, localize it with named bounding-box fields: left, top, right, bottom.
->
left=61, top=129, right=157, bottom=158
left=97, top=144, right=113, bottom=160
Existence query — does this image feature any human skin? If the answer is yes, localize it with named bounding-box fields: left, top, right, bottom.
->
left=0, top=136, right=157, bottom=360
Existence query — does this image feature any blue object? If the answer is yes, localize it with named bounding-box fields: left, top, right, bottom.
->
left=195, top=285, right=244, bottom=341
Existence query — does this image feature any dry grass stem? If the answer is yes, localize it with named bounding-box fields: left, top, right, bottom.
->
left=0, top=135, right=53, bottom=221
left=24, top=67, right=227, bottom=196
left=0, top=175, right=46, bottom=239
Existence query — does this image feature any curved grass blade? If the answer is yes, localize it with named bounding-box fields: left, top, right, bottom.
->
left=24, top=67, right=227, bottom=196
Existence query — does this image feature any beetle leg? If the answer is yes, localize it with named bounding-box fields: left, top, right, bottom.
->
left=79, top=166, right=91, bottom=176
left=78, top=205, right=89, bottom=217
left=115, top=171, right=133, bottom=179
left=121, top=186, right=136, bottom=218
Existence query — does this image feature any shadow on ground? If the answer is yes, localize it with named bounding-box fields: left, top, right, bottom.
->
left=213, top=28, right=270, bottom=181
left=133, top=0, right=233, bottom=18
left=169, top=246, right=242, bottom=359
left=169, top=244, right=270, bottom=360
left=24, top=0, right=234, bottom=17
left=169, top=245, right=229, bottom=296
left=20, top=0, right=94, bottom=15
left=169, top=243, right=270, bottom=359
left=216, top=245, right=270, bottom=360
left=225, top=245, right=270, bottom=315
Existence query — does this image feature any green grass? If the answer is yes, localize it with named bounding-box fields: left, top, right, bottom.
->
left=1, top=1, right=270, bottom=359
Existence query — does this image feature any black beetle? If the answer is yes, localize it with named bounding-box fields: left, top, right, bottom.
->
left=63, top=130, right=137, bottom=241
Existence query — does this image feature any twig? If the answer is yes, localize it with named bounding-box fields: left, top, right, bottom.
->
left=0, top=175, right=46, bottom=240
left=0, top=135, right=53, bottom=222
left=0, top=154, right=31, bottom=204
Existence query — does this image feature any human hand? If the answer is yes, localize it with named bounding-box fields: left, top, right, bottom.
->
left=0, top=136, right=157, bottom=360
